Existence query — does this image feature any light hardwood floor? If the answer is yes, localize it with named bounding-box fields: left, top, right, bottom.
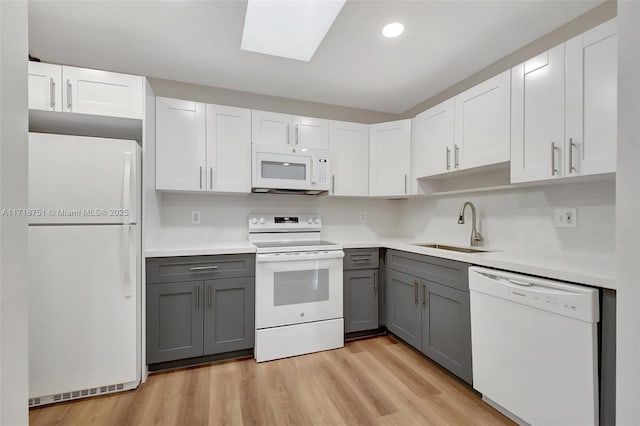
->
left=29, top=336, right=514, bottom=426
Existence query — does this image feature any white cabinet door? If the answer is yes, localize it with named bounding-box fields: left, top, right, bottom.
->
left=566, top=18, right=617, bottom=177
left=412, top=99, right=455, bottom=180
left=252, top=110, right=292, bottom=146
left=28, top=62, right=62, bottom=112
left=369, top=119, right=411, bottom=197
left=455, top=71, right=511, bottom=170
left=511, top=45, right=565, bottom=183
left=293, top=116, right=329, bottom=149
left=156, top=97, right=206, bottom=191
left=329, top=120, right=369, bottom=196
left=62, top=66, right=143, bottom=119
left=206, top=104, right=252, bottom=193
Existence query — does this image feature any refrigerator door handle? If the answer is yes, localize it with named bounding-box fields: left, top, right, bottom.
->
left=122, top=152, right=132, bottom=224
left=123, top=224, right=134, bottom=298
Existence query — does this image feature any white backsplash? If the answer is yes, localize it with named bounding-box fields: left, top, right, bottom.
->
left=145, top=192, right=402, bottom=248
left=145, top=176, right=615, bottom=254
left=397, top=178, right=616, bottom=253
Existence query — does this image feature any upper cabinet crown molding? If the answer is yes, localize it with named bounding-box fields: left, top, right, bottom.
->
left=28, top=62, right=143, bottom=120
left=369, top=119, right=411, bottom=197
left=511, top=18, right=617, bottom=183
left=252, top=110, right=329, bottom=150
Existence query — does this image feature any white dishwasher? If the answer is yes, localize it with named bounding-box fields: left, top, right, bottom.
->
left=469, top=267, right=599, bottom=426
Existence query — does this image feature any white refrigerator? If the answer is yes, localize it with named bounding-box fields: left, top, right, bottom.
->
left=28, top=132, right=141, bottom=406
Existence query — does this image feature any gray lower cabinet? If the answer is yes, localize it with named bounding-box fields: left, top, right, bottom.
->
left=386, top=249, right=472, bottom=384
left=146, top=281, right=204, bottom=364
left=386, top=269, right=421, bottom=348
left=146, top=254, right=255, bottom=365
left=344, top=269, right=378, bottom=333
left=203, top=277, right=255, bottom=354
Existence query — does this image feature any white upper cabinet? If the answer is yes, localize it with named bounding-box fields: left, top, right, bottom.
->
left=412, top=99, right=455, bottom=180
left=252, top=110, right=292, bottom=146
left=156, top=98, right=252, bottom=193
left=252, top=110, right=329, bottom=149
left=329, top=120, right=369, bottom=196
left=28, top=62, right=62, bottom=112
left=565, top=18, right=617, bottom=176
left=293, top=116, right=329, bottom=149
left=156, top=97, right=206, bottom=191
left=369, top=119, right=411, bottom=197
left=28, top=62, right=143, bottom=119
left=206, top=105, right=252, bottom=193
left=455, top=70, right=511, bottom=170
left=511, top=45, right=566, bottom=183
left=62, top=66, right=143, bottom=119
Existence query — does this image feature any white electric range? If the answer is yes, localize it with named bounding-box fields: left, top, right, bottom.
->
left=248, top=214, right=344, bottom=362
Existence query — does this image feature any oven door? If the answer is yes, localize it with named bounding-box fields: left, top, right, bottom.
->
left=255, top=251, right=344, bottom=329
left=253, top=150, right=313, bottom=190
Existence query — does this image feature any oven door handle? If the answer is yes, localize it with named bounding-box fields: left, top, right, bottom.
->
left=256, top=251, right=344, bottom=263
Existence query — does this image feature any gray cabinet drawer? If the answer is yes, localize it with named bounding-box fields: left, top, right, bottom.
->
left=386, top=249, right=470, bottom=292
left=344, top=248, right=379, bottom=270
left=146, top=254, right=255, bottom=284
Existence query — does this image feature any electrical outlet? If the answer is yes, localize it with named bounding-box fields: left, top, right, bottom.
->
left=360, top=212, right=367, bottom=224
left=191, top=211, right=201, bottom=225
left=554, top=208, right=577, bottom=228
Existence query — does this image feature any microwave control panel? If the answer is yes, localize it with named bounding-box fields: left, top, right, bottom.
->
left=313, top=158, right=329, bottom=184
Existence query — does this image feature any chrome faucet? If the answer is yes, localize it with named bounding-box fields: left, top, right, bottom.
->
left=458, top=201, right=484, bottom=247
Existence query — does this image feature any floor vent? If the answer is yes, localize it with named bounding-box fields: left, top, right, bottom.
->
left=29, top=381, right=136, bottom=407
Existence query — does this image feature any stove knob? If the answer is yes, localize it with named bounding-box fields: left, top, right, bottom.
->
left=251, top=217, right=258, bottom=225
left=259, top=217, right=266, bottom=225
left=313, top=217, right=320, bottom=224
left=306, top=217, right=313, bottom=224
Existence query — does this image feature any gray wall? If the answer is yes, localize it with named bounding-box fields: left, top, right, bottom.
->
left=400, top=1, right=616, bottom=118
left=0, top=0, right=29, bottom=424
left=148, top=77, right=398, bottom=124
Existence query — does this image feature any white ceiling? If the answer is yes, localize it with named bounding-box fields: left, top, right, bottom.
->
left=29, top=0, right=602, bottom=114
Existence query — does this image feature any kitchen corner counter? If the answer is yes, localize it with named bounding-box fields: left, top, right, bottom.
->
left=145, top=242, right=257, bottom=258
left=337, top=239, right=616, bottom=290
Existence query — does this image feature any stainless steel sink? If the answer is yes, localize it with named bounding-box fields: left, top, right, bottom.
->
left=412, top=243, right=489, bottom=254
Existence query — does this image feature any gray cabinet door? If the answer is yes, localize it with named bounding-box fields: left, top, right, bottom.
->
left=421, top=281, right=472, bottom=384
left=147, top=281, right=204, bottom=364
left=386, top=269, right=421, bottom=349
left=203, top=277, right=255, bottom=355
left=344, top=269, right=378, bottom=333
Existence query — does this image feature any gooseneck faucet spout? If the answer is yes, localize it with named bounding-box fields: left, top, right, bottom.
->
left=458, top=201, right=484, bottom=247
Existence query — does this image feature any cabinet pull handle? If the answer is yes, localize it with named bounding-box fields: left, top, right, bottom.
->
left=208, top=283, right=213, bottom=309
left=332, top=174, right=335, bottom=194
left=50, top=77, right=55, bottom=109
left=454, top=144, right=460, bottom=169
left=210, top=167, right=213, bottom=190
left=569, top=138, right=577, bottom=174
left=351, top=258, right=371, bottom=263
left=446, top=147, right=451, bottom=171
left=286, top=124, right=290, bottom=144
left=199, top=166, right=203, bottom=189
left=189, top=265, right=219, bottom=271
left=422, top=285, right=426, bottom=306
left=414, top=281, right=419, bottom=304
left=373, top=271, right=377, bottom=296
left=196, top=285, right=200, bottom=309
left=66, top=79, right=72, bottom=110
left=295, top=124, right=299, bottom=145
left=551, top=142, right=559, bottom=175
left=404, top=174, right=408, bottom=195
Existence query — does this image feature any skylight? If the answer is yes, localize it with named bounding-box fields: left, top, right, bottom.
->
left=241, top=0, right=346, bottom=62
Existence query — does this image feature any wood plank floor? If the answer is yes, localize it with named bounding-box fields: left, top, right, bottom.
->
left=29, top=336, right=514, bottom=426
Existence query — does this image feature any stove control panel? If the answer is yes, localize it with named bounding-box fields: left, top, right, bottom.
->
left=248, top=214, right=321, bottom=232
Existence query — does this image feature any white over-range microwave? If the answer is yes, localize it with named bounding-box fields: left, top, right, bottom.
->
left=252, top=144, right=331, bottom=195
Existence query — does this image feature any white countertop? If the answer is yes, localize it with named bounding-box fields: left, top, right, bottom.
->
left=145, top=239, right=615, bottom=289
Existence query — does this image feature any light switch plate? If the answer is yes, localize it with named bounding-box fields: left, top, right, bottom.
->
left=360, top=212, right=367, bottom=224
left=554, top=208, right=577, bottom=228
left=192, top=211, right=201, bottom=225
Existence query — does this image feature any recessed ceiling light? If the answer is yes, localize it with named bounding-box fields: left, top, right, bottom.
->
left=382, top=22, right=404, bottom=38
